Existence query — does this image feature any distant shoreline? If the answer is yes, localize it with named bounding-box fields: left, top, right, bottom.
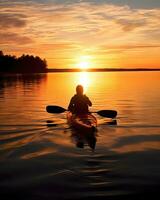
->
left=1, top=68, right=160, bottom=75
left=47, top=68, right=160, bottom=73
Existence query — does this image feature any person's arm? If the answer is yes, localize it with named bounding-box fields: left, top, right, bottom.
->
left=68, top=97, right=74, bottom=111
left=84, top=95, right=92, bottom=106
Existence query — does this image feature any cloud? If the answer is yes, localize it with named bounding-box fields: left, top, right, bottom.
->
left=99, top=44, right=160, bottom=55
left=2, top=0, right=160, bottom=9
left=115, top=19, right=146, bottom=31
left=108, top=44, right=160, bottom=49
left=1, top=1, right=160, bottom=36
left=78, top=0, right=160, bottom=9
left=36, top=42, right=81, bottom=55
left=0, top=13, right=27, bottom=29
left=0, top=32, right=33, bottom=45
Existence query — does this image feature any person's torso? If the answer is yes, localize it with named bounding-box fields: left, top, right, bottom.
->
left=72, top=95, right=89, bottom=114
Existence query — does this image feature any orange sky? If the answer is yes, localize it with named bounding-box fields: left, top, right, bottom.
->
left=0, top=0, right=160, bottom=69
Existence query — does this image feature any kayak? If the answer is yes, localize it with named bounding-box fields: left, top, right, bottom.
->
left=67, top=112, right=97, bottom=133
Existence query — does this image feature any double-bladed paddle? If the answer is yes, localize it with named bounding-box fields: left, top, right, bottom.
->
left=46, top=105, right=117, bottom=118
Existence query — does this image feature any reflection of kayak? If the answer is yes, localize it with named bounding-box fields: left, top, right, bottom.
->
left=67, top=112, right=97, bottom=133
left=71, top=129, right=97, bottom=150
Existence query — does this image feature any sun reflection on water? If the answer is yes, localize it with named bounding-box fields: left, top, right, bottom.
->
left=75, top=72, right=91, bottom=92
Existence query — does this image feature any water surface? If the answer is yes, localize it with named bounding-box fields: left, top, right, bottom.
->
left=0, top=72, right=160, bottom=199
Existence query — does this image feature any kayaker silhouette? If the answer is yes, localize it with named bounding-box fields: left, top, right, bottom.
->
left=68, top=85, right=92, bottom=114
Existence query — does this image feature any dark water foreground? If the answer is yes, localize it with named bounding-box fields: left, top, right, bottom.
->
left=0, top=72, right=160, bottom=199
left=0, top=124, right=159, bottom=200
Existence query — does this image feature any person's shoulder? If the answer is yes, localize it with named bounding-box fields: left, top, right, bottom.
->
left=84, top=94, right=89, bottom=98
left=71, top=94, right=77, bottom=99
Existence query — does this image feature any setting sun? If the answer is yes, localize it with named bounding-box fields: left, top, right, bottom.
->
left=78, top=61, right=90, bottom=69
left=76, top=55, right=93, bottom=70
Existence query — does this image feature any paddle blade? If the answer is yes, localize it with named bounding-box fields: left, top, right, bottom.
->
left=96, top=110, right=117, bottom=118
left=46, top=105, right=67, bottom=113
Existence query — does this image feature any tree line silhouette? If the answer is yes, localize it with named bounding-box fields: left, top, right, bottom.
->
left=0, top=51, right=47, bottom=73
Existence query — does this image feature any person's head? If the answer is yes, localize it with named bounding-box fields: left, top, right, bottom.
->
left=76, top=85, right=83, bottom=95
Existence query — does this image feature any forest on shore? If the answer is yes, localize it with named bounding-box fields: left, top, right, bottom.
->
left=0, top=51, right=47, bottom=73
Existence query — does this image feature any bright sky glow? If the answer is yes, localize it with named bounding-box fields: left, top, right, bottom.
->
left=0, top=0, right=160, bottom=68
left=76, top=55, right=92, bottom=69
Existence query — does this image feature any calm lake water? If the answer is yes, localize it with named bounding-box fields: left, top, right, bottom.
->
left=0, top=72, right=160, bottom=199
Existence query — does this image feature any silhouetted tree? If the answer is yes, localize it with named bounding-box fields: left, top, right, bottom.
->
left=0, top=51, right=3, bottom=56
left=0, top=51, right=47, bottom=73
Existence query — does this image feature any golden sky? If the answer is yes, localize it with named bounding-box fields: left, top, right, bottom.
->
left=0, top=0, right=160, bottom=68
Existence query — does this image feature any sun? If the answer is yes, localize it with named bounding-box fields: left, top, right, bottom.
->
left=76, top=55, right=92, bottom=70
left=78, top=61, right=90, bottom=69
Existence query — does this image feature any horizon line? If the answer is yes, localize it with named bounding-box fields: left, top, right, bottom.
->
left=47, top=68, right=160, bottom=72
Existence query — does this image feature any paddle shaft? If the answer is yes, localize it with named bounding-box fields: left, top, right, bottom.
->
left=46, top=105, right=117, bottom=118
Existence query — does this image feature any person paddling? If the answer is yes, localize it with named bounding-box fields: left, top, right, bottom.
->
left=68, top=85, right=92, bottom=114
